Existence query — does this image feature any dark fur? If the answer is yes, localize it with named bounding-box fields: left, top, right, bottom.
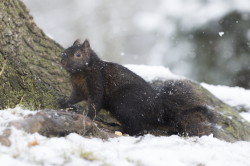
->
left=153, top=80, right=214, bottom=136
left=59, top=39, right=164, bottom=135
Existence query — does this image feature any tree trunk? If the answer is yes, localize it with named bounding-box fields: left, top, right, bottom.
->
left=0, top=0, right=69, bottom=109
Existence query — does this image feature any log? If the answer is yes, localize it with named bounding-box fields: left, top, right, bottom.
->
left=0, top=110, right=118, bottom=146
left=9, top=110, right=117, bottom=138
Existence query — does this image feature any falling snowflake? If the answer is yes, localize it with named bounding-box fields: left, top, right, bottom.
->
left=219, top=32, right=225, bottom=37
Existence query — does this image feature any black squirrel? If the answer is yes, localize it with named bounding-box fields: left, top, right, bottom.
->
left=59, top=39, right=165, bottom=135
left=59, top=39, right=213, bottom=136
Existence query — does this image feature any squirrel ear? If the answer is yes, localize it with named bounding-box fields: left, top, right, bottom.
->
left=73, top=39, right=81, bottom=46
left=83, top=39, right=90, bottom=49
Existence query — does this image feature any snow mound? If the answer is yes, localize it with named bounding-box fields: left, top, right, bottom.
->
left=202, top=83, right=250, bottom=122
left=125, top=64, right=184, bottom=82
left=202, top=83, right=250, bottom=110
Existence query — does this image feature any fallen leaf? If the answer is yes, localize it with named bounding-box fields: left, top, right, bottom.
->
left=28, top=140, right=39, bottom=147
left=115, top=131, right=123, bottom=136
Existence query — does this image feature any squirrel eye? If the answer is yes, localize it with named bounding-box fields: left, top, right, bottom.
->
left=75, top=53, right=81, bottom=58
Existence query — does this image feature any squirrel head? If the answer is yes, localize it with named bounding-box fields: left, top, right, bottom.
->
left=61, top=39, right=97, bottom=74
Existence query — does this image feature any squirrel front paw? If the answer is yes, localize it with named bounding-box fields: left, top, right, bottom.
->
left=57, top=97, right=70, bottom=108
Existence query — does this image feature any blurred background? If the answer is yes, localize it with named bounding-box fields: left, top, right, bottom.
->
left=22, top=0, right=250, bottom=89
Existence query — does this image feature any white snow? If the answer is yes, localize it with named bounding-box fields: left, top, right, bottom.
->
left=201, top=83, right=250, bottom=122
left=1, top=65, right=250, bottom=166
left=125, top=64, right=185, bottom=82
left=240, top=112, right=250, bottom=122
left=201, top=83, right=250, bottom=110
left=219, top=32, right=225, bottom=37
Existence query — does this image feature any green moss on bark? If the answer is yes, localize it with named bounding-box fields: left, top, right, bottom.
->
left=0, top=0, right=70, bottom=110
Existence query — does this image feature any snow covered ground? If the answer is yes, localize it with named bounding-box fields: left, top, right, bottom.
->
left=1, top=65, right=250, bottom=166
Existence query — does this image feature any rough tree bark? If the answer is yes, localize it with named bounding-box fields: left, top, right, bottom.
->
left=0, top=0, right=69, bottom=109
left=0, top=0, right=250, bottom=143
